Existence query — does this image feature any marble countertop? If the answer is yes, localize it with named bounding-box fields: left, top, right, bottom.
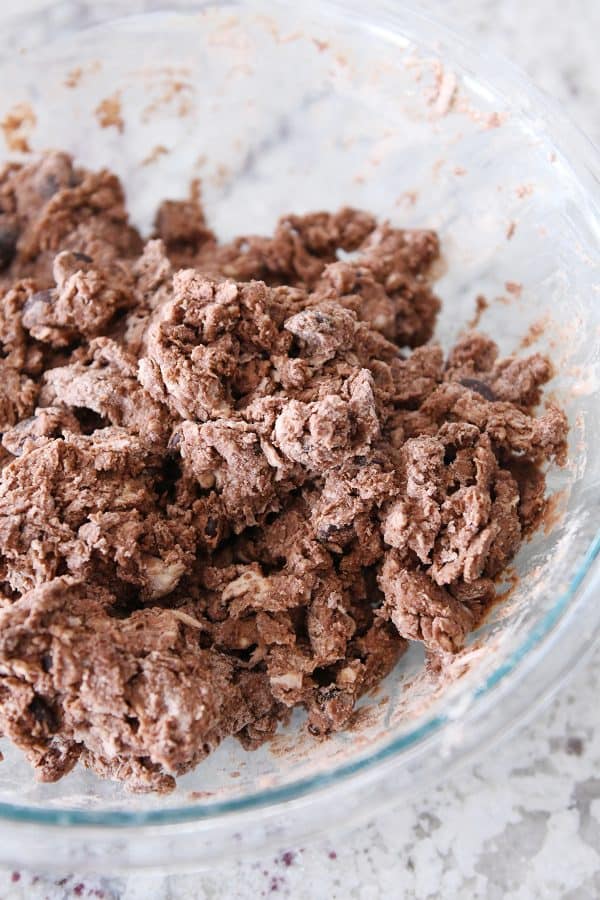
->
left=3, top=645, right=600, bottom=900
left=1, top=1, right=599, bottom=897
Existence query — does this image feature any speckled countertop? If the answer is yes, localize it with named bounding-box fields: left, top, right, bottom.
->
left=1, top=1, right=599, bottom=897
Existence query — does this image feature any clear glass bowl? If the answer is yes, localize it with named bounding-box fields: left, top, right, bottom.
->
left=0, top=0, right=598, bottom=873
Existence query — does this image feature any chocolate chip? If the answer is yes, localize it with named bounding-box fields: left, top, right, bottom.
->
left=459, top=377, right=496, bottom=401
left=29, top=695, right=58, bottom=731
left=566, top=736, right=584, bottom=756
left=0, top=222, right=18, bottom=270
left=73, top=407, right=108, bottom=435
left=72, top=252, right=93, bottom=264
left=205, top=516, right=218, bottom=537
left=443, top=445, right=457, bottom=465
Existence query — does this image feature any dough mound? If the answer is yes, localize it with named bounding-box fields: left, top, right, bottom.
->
left=0, top=153, right=567, bottom=790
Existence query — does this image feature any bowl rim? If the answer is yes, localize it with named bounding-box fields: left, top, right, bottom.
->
left=0, top=0, right=599, bottom=835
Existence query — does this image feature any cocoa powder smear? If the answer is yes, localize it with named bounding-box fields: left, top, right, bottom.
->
left=0, top=152, right=567, bottom=791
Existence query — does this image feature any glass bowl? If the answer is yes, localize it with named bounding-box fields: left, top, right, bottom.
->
left=0, top=0, right=598, bottom=873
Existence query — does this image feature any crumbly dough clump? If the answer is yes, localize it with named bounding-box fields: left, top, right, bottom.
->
left=0, top=153, right=567, bottom=791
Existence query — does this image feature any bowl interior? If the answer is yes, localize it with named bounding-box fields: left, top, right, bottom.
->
left=0, top=0, right=598, bottom=822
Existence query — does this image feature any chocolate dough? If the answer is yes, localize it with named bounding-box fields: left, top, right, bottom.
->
left=0, top=152, right=567, bottom=791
